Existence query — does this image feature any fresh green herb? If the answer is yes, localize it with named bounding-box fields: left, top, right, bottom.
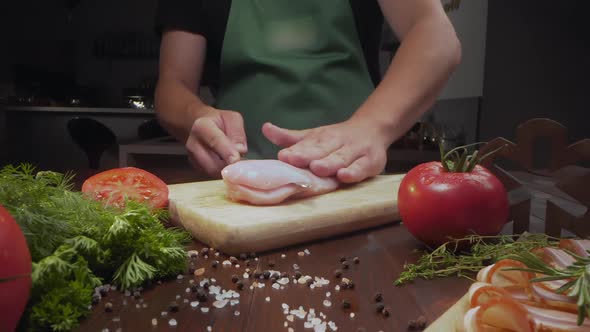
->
left=502, top=249, right=590, bottom=325
left=394, top=233, right=559, bottom=285
left=0, top=164, right=191, bottom=331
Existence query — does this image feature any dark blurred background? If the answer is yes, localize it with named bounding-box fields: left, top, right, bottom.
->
left=0, top=0, right=588, bottom=184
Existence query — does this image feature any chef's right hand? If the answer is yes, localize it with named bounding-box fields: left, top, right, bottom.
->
left=185, top=106, right=247, bottom=178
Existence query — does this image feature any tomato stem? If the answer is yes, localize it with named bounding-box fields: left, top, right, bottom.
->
left=439, top=141, right=506, bottom=173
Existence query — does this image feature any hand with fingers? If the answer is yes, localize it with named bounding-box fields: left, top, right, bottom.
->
left=262, top=118, right=391, bottom=183
left=185, top=106, right=247, bottom=178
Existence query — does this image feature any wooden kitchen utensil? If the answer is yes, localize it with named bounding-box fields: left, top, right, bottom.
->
left=167, top=174, right=403, bottom=254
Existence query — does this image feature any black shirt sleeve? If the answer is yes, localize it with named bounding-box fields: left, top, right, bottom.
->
left=154, top=0, right=206, bottom=37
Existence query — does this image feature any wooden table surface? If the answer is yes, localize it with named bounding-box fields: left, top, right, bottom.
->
left=76, top=222, right=471, bottom=332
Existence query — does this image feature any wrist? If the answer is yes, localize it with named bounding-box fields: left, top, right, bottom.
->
left=348, top=109, right=404, bottom=148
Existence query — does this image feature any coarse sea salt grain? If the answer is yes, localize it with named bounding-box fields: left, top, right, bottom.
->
left=335, top=285, right=341, bottom=291
left=168, top=318, right=177, bottom=327
left=234, top=310, right=240, bottom=316
left=281, top=254, right=286, bottom=259
left=222, top=260, right=232, bottom=266
left=349, top=313, right=355, bottom=318
left=243, top=272, right=249, bottom=279
left=304, top=322, right=313, bottom=328
left=151, top=318, right=158, bottom=326
left=177, top=274, right=184, bottom=280
left=272, top=283, right=280, bottom=290
left=284, top=321, right=288, bottom=327
left=323, top=300, right=332, bottom=307
left=185, top=287, right=190, bottom=293
left=230, top=299, right=239, bottom=306
left=288, top=328, right=294, bottom=332
left=183, top=299, right=189, bottom=303
left=190, top=301, right=199, bottom=308
left=304, top=249, right=311, bottom=255
left=265, top=296, right=270, bottom=302
left=293, top=264, right=300, bottom=270
left=161, top=311, right=168, bottom=317
left=201, top=307, right=210, bottom=313
left=278, top=277, right=290, bottom=285
left=207, top=326, right=212, bottom=332
left=213, top=300, right=228, bottom=309
left=286, top=314, right=294, bottom=322
left=328, top=321, right=338, bottom=331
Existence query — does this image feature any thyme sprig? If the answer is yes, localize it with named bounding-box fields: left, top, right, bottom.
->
left=394, top=233, right=559, bottom=285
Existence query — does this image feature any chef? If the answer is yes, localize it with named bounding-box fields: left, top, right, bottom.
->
left=154, top=0, right=461, bottom=183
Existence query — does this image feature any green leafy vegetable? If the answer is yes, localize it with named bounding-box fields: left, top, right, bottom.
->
left=394, top=233, right=559, bottom=285
left=0, top=164, right=191, bottom=331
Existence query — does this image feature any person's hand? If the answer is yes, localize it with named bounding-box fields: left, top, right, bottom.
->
left=261, top=118, right=392, bottom=183
left=186, top=106, right=248, bottom=178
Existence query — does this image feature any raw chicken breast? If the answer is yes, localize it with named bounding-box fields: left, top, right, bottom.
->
left=221, top=159, right=339, bottom=205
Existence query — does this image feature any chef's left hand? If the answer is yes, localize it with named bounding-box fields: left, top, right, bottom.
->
left=262, top=119, right=392, bottom=183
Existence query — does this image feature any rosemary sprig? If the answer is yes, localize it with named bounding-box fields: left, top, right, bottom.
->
left=394, top=233, right=559, bottom=285
left=502, top=249, right=590, bottom=325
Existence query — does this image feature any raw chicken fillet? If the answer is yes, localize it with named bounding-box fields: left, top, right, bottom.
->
left=221, top=159, right=339, bottom=205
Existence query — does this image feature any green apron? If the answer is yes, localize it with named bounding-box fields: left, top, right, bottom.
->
left=215, top=0, right=375, bottom=159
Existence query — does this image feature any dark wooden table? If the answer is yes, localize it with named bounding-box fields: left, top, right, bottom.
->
left=76, top=222, right=471, bottom=332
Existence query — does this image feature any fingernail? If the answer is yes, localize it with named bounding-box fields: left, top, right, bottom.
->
left=228, top=154, right=239, bottom=164
left=235, top=143, right=245, bottom=151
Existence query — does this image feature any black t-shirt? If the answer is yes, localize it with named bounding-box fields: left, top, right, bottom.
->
left=155, top=0, right=384, bottom=93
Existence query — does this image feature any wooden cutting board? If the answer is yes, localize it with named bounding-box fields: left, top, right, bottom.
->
left=424, top=293, right=469, bottom=332
left=167, top=174, right=404, bottom=255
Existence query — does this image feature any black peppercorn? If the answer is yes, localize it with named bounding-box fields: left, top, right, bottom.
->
left=341, top=299, right=351, bottom=309
left=202, top=281, right=210, bottom=289
left=200, top=248, right=209, bottom=256
left=263, top=270, right=271, bottom=279
left=353, top=257, right=360, bottom=264
left=333, top=269, right=343, bottom=278
left=99, top=287, right=108, bottom=296
left=236, top=280, right=244, bottom=290
left=196, top=289, right=208, bottom=302
left=91, top=294, right=101, bottom=305
left=245, top=259, right=251, bottom=266
left=382, top=306, right=391, bottom=317
left=229, top=256, right=238, bottom=264
left=190, top=285, right=199, bottom=293
left=341, top=261, right=349, bottom=269
left=374, top=292, right=383, bottom=302
left=306, top=278, right=313, bottom=287
left=339, top=256, right=346, bottom=262
left=416, top=315, right=427, bottom=328
left=104, top=302, right=113, bottom=312
left=231, top=275, right=239, bottom=283
left=239, top=253, right=248, bottom=260
left=133, top=291, right=141, bottom=299
left=188, top=267, right=195, bottom=275
left=294, top=271, right=302, bottom=279
left=408, top=320, right=418, bottom=330
left=348, top=281, right=355, bottom=289
left=376, top=302, right=385, bottom=313
left=254, top=270, right=262, bottom=278
left=211, top=260, right=219, bottom=268
left=268, top=260, right=275, bottom=268
left=168, top=301, right=179, bottom=312
left=270, top=276, right=277, bottom=284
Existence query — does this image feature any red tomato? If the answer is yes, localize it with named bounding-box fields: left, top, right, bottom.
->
left=0, top=204, right=32, bottom=332
left=82, top=167, right=169, bottom=209
left=398, top=161, right=509, bottom=247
